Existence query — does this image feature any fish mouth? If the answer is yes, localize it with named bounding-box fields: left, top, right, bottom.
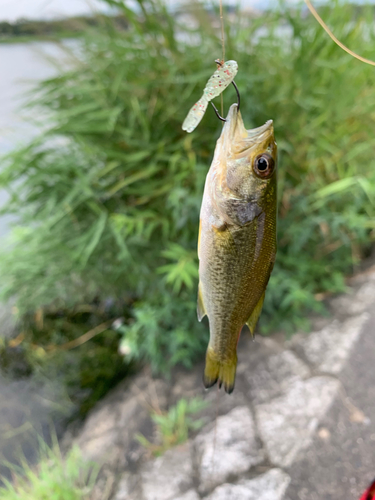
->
left=223, top=104, right=274, bottom=151
left=247, top=120, right=274, bottom=138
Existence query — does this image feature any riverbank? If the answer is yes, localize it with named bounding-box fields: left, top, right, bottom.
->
left=0, top=33, right=83, bottom=44
left=0, top=15, right=127, bottom=44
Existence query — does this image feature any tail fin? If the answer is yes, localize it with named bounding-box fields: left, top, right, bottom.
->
left=203, top=347, right=237, bottom=394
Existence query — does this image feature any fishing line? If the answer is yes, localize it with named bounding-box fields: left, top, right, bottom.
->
left=219, top=0, right=225, bottom=117
left=219, top=0, right=225, bottom=61
left=305, top=0, right=375, bottom=67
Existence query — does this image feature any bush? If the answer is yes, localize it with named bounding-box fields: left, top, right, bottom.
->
left=1, top=0, right=375, bottom=371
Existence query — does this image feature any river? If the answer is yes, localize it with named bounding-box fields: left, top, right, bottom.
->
left=0, top=40, right=77, bottom=481
left=0, top=41, right=77, bottom=238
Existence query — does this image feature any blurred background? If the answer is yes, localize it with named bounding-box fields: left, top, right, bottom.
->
left=0, top=0, right=375, bottom=497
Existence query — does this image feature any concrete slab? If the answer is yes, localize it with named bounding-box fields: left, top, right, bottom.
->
left=284, top=311, right=375, bottom=500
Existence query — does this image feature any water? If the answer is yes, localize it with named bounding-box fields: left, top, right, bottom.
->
left=0, top=41, right=77, bottom=238
left=0, top=41, right=77, bottom=481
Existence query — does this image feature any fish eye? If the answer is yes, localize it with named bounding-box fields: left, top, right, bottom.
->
left=253, top=153, right=275, bottom=179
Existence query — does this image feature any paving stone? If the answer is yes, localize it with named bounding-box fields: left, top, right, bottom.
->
left=300, top=313, right=369, bottom=374
left=174, top=490, right=200, bottom=500
left=170, top=367, right=205, bottom=402
left=331, top=275, right=375, bottom=317
left=75, top=373, right=170, bottom=467
left=255, top=376, right=340, bottom=467
left=204, top=468, right=290, bottom=500
left=113, top=471, right=142, bottom=500
left=140, top=443, right=194, bottom=500
left=284, top=309, right=375, bottom=500
left=236, top=336, right=282, bottom=378
left=203, top=389, right=251, bottom=421
left=89, top=465, right=118, bottom=500
left=195, top=406, right=264, bottom=494
left=245, top=350, right=310, bottom=405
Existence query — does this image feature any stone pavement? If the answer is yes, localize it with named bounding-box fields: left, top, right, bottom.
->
left=73, top=265, right=375, bottom=500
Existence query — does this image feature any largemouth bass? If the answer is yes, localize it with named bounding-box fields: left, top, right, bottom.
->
left=197, top=103, right=277, bottom=394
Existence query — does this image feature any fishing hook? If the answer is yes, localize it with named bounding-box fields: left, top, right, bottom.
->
left=232, top=80, right=240, bottom=112
left=211, top=60, right=240, bottom=122
left=211, top=102, right=226, bottom=122
left=210, top=81, right=240, bottom=121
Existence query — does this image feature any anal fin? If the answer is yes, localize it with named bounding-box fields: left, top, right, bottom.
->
left=197, top=283, right=207, bottom=322
left=246, top=291, right=265, bottom=338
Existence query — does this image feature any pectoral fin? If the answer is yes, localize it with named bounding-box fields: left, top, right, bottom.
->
left=246, top=291, right=265, bottom=338
left=197, top=284, right=207, bottom=322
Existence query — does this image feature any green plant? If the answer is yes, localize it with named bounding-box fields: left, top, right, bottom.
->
left=0, top=442, right=101, bottom=500
left=136, top=397, right=209, bottom=456
left=1, top=0, right=375, bottom=373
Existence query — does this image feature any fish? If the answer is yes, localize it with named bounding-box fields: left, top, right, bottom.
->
left=197, top=103, right=277, bottom=394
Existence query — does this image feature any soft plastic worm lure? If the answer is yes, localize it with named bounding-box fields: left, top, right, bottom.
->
left=182, top=60, right=238, bottom=133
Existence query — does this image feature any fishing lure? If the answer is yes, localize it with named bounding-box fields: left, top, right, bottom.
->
left=197, top=103, right=277, bottom=394
left=182, top=60, right=238, bottom=133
